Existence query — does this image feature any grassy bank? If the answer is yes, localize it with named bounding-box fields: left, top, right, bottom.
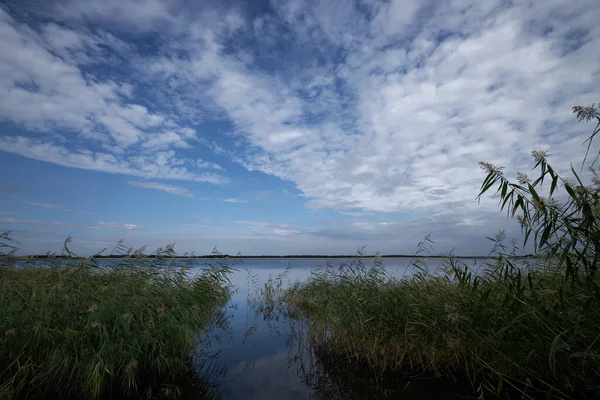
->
left=0, top=239, right=233, bottom=399
left=273, top=253, right=599, bottom=398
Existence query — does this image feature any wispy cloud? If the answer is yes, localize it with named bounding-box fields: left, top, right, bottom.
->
left=0, top=218, right=66, bottom=227
left=338, top=211, right=373, bottom=217
left=183, top=222, right=225, bottom=230
left=223, top=198, right=250, bottom=204
left=194, top=197, right=249, bottom=203
left=128, top=181, right=193, bottom=198
left=197, top=159, right=225, bottom=171
left=0, top=136, right=227, bottom=184
left=236, top=221, right=306, bottom=236
left=27, top=201, right=73, bottom=211
left=88, top=222, right=141, bottom=231
left=0, top=8, right=227, bottom=184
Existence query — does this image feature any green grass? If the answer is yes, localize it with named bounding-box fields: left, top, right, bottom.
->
left=0, top=250, right=233, bottom=399
left=265, top=250, right=600, bottom=399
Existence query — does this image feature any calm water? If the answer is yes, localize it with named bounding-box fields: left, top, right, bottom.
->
left=183, top=257, right=484, bottom=400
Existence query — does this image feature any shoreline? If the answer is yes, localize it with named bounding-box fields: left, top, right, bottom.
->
left=1, top=255, right=539, bottom=261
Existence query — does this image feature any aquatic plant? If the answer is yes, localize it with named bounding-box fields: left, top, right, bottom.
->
left=0, top=236, right=234, bottom=399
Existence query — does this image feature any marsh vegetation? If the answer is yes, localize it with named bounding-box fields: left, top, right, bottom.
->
left=0, top=237, right=234, bottom=399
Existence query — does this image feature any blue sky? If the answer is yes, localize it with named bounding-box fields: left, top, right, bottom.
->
left=0, top=0, right=599, bottom=256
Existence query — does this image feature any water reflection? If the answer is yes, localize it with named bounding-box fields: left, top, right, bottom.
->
left=187, top=258, right=481, bottom=399
left=296, top=342, right=478, bottom=400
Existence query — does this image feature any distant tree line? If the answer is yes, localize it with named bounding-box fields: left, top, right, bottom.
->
left=12, top=253, right=538, bottom=260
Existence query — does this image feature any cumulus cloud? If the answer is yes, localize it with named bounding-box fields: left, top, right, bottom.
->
left=128, top=180, right=193, bottom=198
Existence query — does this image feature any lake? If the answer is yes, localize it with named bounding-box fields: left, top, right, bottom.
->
left=182, top=257, right=486, bottom=399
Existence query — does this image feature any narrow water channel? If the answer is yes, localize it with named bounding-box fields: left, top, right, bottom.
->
left=184, top=258, right=482, bottom=400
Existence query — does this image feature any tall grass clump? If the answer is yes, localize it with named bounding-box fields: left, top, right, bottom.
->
left=0, top=235, right=234, bottom=399
left=266, top=104, right=600, bottom=399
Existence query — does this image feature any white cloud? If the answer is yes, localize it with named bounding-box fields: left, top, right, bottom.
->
left=89, top=222, right=141, bottom=231
left=27, top=201, right=72, bottom=211
left=135, top=0, right=593, bottom=216
left=196, top=158, right=225, bottom=171
left=0, top=10, right=146, bottom=148
left=0, top=217, right=66, bottom=227
left=223, top=198, right=250, bottom=204
left=338, top=210, right=373, bottom=217
left=128, top=180, right=193, bottom=198
left=52, top=208, right=524, bottom=256
left=142, top=130, right=189, bottom=150
left=0, top=7, right=226, bottom=184
left=55, top=0, right=178, bottom=32
left=1, top=0, right=599, bottom=254
left=0, top=136, right=226, bottom=183
left=235, top=221, right=306, bottom=236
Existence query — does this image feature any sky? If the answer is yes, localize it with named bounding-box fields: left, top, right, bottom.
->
left=0, top=0, right=599, bottom=256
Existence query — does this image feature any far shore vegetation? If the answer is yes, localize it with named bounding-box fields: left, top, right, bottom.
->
left=4, top=253, right=537, bottom=260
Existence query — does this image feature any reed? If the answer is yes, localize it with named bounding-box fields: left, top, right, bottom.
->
left=276, top=253, right=599, bottom=398
left=0, top=236, right=234, bottom=399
